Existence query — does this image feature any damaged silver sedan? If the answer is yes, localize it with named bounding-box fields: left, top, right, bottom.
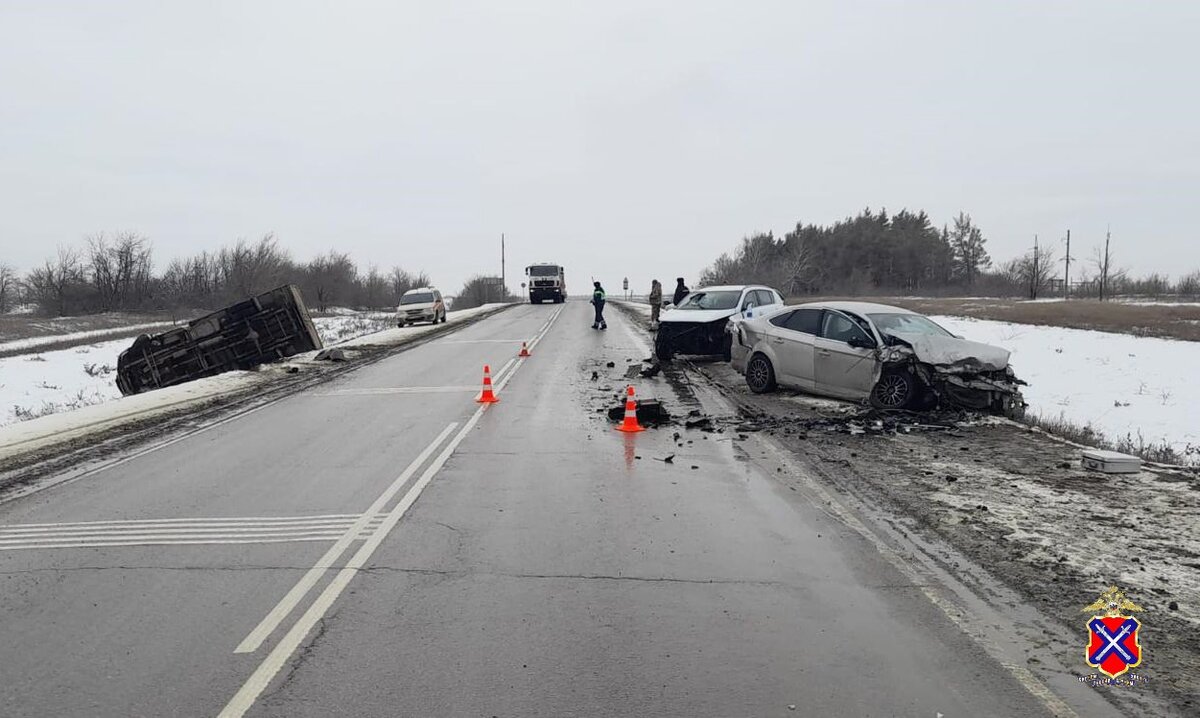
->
left=728, top=301, right=1026, bottom=417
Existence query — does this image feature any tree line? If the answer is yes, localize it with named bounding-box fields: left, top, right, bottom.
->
left=700, top=208, right=1200, bottom=300
left=0, top=233, right=433, bottom=316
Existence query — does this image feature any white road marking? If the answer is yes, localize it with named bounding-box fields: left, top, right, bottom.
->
left=219, top=303, right=564, bottom=717
left=0, top=537, right=372, bottom=550
left=317, top=386, right=480, bottom=396
left=0, top=515, right=381, bottom=532
left=233, top=422, right=459, bottom=654
left=440, top=339, right=528, bottom=344
left=0, top=515, right=390, bottom=551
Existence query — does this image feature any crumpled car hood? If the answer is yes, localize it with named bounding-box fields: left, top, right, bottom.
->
left=660, top=308, right=739, bottom=324
left=886, top=332, right=1011, bottom=373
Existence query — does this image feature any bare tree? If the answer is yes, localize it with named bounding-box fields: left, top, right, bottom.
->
left=778, top=236, right=814, bottom=295
left=218, top=234, right=293, bottom=300
left=1092, top=229, right=1126, bottom=301
left=387, top=267, right=432, bottom=304
left=0, top=263, right=17, bottom=313
left=26, top=247, right=89, bottom=315
left=1017, top=237, right=1056, bottom=299
left=454, top=275, right=512, bottom=310
left=1177, top=270, right=1200, bottom=298
left=299, top=251, right=356, bottom=312
left=88, top=232, right=154, bottom=310
left=359, top=264, right=389, bottom=309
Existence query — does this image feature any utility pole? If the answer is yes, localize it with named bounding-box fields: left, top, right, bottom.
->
left=1063, top=229, right=1071, bottom=299
left=1100, top=227, right=1111, bottom=302
left=501, top=233, right=506, bottom=301
left=1031, top=234, right=1039, bottom=299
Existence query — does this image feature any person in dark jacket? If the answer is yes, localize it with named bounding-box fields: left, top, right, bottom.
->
left=673, top=278, right=690, bottom=307
left=590, top=281, right=607, bottom=330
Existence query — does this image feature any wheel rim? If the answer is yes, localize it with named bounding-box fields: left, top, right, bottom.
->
left=873, top=374, right=910, bottom=408
left=748, top=358, right=770, bottom=390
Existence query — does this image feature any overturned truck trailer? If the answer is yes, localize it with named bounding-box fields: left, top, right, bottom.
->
left=115, top=285, right=323, bottom=396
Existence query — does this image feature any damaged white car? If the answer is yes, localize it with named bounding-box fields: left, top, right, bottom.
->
left=655, top=285, right=784, bottom=361
left=728, top=301, right=1026, bottom=417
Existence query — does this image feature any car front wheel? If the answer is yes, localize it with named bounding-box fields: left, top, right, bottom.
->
left=870, top=370, right=915, bottom=410
left=746, top=354, right=776, bottom=394
left=654, top=332, right=673, bottom=361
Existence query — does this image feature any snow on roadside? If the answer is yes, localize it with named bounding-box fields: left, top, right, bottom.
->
left=312, top=312, right=395, bottom=345
left=930, top=315, right=1200, bottom=460
left=0, top=339, right=130, bottom=426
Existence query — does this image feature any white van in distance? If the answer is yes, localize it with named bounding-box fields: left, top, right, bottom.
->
left=396, top=287, right=447, bottom=326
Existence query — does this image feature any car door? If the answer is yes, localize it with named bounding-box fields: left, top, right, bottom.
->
left=811, top=310, right=880, bottom=400
left=754, top=289, right=783, bottom=314
left=765, top=308, right=820, bottom=390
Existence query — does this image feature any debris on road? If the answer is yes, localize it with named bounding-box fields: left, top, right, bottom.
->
left=314, top=348, right=347, bottom=362
left=607, top=398, right=671, bottom=427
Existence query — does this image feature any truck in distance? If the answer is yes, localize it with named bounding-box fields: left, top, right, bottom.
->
left=525, top=263, right=566, bottom=304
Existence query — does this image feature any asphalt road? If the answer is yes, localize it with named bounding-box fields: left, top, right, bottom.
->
left=0, top=302, right=1121, bottom=717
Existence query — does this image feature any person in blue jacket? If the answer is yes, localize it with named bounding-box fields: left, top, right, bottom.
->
left=590, top=281, right=607, bottom=330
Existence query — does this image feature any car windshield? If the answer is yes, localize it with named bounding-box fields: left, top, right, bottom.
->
left=400, top=292, right=435, bottom=305
left=677, top=290, right=741, bottom=310
left=867, top=313, right=953, bottom=336
left=528, top=266, right=559, bottom=276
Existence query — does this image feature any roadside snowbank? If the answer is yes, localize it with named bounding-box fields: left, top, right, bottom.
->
left=0, top=372, right=258, bottom=461
left=0, top=338, right=132, bottom=426
left=931, top=315, right=1199, bottom=458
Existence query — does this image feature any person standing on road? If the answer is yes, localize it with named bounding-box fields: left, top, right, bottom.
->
left=648, top=279, right=663, bottom=326
left=673, top=277, right=690, bottom=307
left=591, top=281, right=608, bottom=330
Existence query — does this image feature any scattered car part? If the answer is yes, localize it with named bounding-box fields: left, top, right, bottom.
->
left=1081, top=449, right=1143, bottom=474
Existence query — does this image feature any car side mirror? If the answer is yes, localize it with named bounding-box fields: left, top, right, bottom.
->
left=847, top=336, right=876, bottom=349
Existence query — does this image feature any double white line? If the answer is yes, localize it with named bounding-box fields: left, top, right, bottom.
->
left=218, top=305, right=563, bottom=718
left=0, top=515, right=386, bottom=551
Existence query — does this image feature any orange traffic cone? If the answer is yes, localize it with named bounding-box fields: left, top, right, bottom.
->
left=615, top=385, right=645, bottom=433
left=476, top=365, right=499, bottom=403
left=518, top=342, right=531, bottom=358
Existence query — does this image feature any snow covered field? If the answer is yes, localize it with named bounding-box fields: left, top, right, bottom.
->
left=932, top=315, right=1199, bottom=461
left=0, top=338, right=129, bottom=424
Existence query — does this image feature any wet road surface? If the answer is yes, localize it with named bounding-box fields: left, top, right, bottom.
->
left=0, top=302, right=1120, bottom=717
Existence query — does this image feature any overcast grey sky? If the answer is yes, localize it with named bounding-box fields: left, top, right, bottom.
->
left=2, top=1, right=1197, bottom=295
